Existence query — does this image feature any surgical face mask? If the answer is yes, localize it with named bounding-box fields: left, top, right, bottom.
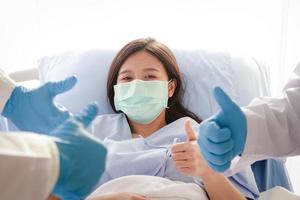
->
left=114, top=79, right=169, bottom=125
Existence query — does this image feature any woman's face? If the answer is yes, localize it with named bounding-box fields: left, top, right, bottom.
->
left=117, top=50, right=176, bottom=97
left=117, top=51, right=168, bottom=83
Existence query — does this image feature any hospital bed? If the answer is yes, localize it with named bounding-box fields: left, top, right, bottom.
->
left=1, top=49, right=299, bottom=199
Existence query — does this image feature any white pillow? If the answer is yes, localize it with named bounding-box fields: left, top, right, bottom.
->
left=39, top=50, right=116, bottom=115
left=38, top=49, right=269, bottom=119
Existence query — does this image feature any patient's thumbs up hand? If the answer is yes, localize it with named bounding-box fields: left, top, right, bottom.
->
left=197, top=87, right=247, bottom=173
left=185, top=120, right=197, bottom=142
left=172, top=120, right=212, bottom=178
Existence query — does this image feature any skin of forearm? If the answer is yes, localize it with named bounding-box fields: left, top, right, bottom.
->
left=201, top=170, right=246, bottom=200
left=47, top=195, right=60, bottom=200
left=88, top=194, right=120, bottom=200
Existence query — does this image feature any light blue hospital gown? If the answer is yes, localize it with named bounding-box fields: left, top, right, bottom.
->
left=90, top=113, right=260, bottom=199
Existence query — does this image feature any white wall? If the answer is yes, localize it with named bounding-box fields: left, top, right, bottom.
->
left=0, top=1, right=284, bottom=74
left=2, top=0, right=296, bottom=94
left=0, top=0, right=38, bottom=72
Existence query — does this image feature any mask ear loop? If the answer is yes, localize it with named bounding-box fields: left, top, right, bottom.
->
left=166, top=79, right=174, bottom=109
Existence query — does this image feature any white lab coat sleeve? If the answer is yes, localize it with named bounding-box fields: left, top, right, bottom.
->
left=0, top=68, right=16, bottom=113
left=227, top=64, right=300, bottom=174
left=0, top=133, right=59, bottom=200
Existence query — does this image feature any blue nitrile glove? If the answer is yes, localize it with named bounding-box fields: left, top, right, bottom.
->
left=2, top=76, right=77, bottom=134
left=51, top=103, right=107, bottom=200
left=198, top=87, right=247, bottom=172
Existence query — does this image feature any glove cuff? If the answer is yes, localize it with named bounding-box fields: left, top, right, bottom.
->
left=1, top=86, right=24, bottom=118
left=0, top=71, right=16, bottom=113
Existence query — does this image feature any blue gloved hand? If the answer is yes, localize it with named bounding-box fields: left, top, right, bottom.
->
left=51, top=103, right=107, bottom=200
left=198, top=87, right=247, bottom=172
left=2, top=76, right=77, bottom=134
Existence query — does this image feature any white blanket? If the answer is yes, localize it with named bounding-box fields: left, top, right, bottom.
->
left=87, top=175, right=300, bottom=200
left=259, top=186, right=300, bottom=200
left=87, top=175, right=208, bottom=200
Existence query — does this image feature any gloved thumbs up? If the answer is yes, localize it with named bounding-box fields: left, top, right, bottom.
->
left=213, top=87, right=247, bottom=155
left=213, top=87, right=236, bottom=113
left=197, top=87, right=247, bottom=172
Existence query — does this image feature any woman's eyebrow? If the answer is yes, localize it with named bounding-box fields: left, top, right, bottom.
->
left=119, top=69, right=132, bottom=75
left=143, top=67, right=160, bottom=72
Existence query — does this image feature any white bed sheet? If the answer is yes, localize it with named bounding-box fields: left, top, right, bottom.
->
left=87, top=175, right=300, bottom=200
left=87, top=175, right=208, bottom=200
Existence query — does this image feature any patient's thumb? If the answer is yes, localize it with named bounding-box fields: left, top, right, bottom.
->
left=74, top=102, right=99, bottom=128
left=185, top=120, right=196, bottom=142
left=213, top=87, right=235, bottom=112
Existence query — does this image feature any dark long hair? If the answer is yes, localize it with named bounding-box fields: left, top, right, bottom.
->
left=107, top=38, right=202, bottom=124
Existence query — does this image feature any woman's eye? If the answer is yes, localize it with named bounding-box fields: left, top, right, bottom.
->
left=145, top=75, right=157, bottom=79
left=121, top=77, right=132, bottom=81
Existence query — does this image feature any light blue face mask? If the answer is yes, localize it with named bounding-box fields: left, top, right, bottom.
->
left=114, top=79, right=169, bottom=125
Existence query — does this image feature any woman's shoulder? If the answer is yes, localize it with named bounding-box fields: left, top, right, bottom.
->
left=93, top=113, right=126, bottom=123
left=90, top=113, right=131, bottom=140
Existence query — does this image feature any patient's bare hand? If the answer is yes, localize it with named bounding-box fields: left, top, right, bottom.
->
left=171, top=120, right=213, bottom=178
left=47, top=195, right=60, bottom=200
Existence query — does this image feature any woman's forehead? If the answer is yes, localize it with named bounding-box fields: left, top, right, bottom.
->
left=119, top=51, right=165, bottom=73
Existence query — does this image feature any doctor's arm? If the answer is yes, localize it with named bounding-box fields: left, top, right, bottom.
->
left=0, top=133, right=60, bottom=200
left=0, top=68, right=77, bottom=134
left=234, top=65, right=300, bottom=171
left=0, top=104, right=107, bottom=200
left=198, top=63, right=300, bottom=174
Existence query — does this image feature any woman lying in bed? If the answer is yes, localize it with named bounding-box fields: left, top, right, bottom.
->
left=87, top=38, right=259, bottom=200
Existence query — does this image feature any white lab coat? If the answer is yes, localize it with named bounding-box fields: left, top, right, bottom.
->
left=228, top=63, right=300, bottom=174
left=0, top=68, right=59, bottom=200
